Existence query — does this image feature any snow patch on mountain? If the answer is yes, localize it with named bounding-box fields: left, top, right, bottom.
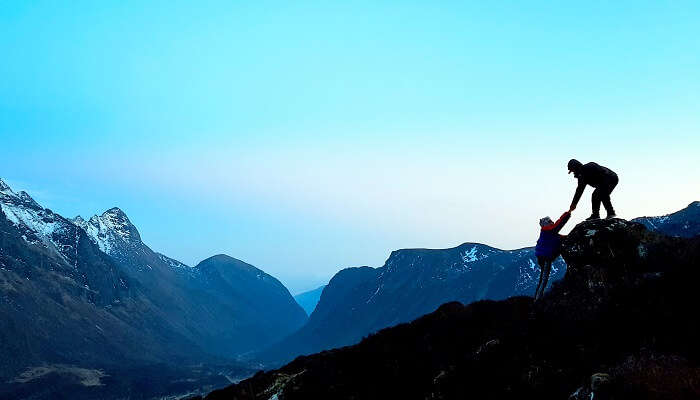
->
left=72, top=208, right=141, bottom=255
left=0, top=179, right=16, bottom=200
left=0, top=180, right=82, bottom=264
left=366, top=283, right=384, bottom=304
left=157, top=253, right=192, bottom=269
left=461, top=246, right=489, bottom=263
left=0, top=180, right=172, bottom=274
left=1, top=180, right=64, bottom=248
left=0, top=180, right=42, bottom=210
left=1, top=203, right=62, bottom=245
left=632, top=201, right=700, bottom=238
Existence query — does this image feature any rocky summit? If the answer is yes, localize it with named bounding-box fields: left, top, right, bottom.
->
left=199, top=218, right=700, bottom=400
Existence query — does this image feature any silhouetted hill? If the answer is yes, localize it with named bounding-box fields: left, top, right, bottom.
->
left=202, top=218, right=700, bottom=399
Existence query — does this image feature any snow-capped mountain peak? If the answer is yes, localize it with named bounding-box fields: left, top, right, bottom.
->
left=0, top=179, right=78, bottom=262
left=0, top=179, right=19, bottom=201
left=0, top=178, right=11, bottom=192
left=16, top=191, right=42, bottom=209
left=99, top=207, right=140, bottom=241
left=0, top=180, right=187, bottom=276
left=0, top=180, right=43, bottom=210
left=74, top=207, right=142, bottom=255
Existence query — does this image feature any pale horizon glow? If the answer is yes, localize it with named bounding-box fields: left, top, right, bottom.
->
left=2, top=1, right=699, bottom=293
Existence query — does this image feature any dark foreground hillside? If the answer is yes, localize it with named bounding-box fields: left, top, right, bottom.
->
left=199, top=218, right=700, bottom=400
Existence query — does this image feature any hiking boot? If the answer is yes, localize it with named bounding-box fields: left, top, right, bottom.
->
left=586, top=214, right=601, bottom=221
left=605, top=213, right=617, bottom=219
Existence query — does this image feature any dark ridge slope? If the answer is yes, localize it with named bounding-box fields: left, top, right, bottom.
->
left=193, top=254, right=308, bottom=351
left=201, top=219, right=700, bottom=400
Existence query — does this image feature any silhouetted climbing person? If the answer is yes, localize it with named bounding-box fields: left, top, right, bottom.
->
left=568, top=159, right=619, bottom=220
left=534, top=211, right=571, bottom=301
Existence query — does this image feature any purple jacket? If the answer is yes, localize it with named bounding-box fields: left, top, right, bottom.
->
left=535, top=212, right=571, bottom=259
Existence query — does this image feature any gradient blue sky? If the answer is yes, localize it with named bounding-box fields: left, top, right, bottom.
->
left=2, top=1, right=699, bottom=293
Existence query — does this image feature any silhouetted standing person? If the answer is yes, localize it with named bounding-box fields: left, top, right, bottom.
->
left=568, top=159, right=619, bottom=220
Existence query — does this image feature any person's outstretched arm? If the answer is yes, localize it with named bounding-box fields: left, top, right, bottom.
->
left=570, top=179, right=586, bottom=211
left=542, top=211, right=571, bottom=233
left=552, top=211, right=571, bottom=234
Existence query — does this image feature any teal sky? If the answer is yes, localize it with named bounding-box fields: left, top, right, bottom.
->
left=2, top=1, right=699, bottom=293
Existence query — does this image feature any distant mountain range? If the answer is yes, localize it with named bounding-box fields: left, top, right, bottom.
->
left=70, top=206, right=306, bottom=358
left=0, top=178, right=306, bottom=398
left=633, top=201, right=700, bottom=238
left=294, top=285, right=325, bottom=315
left=262, top=201, right=700, bottom=364
left=262, top=243, right=566, bottom=363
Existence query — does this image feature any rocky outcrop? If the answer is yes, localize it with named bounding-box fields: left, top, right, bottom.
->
left=542, top=218, right=699, bottom=317
left=201, top=218, right=700, bottom=400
